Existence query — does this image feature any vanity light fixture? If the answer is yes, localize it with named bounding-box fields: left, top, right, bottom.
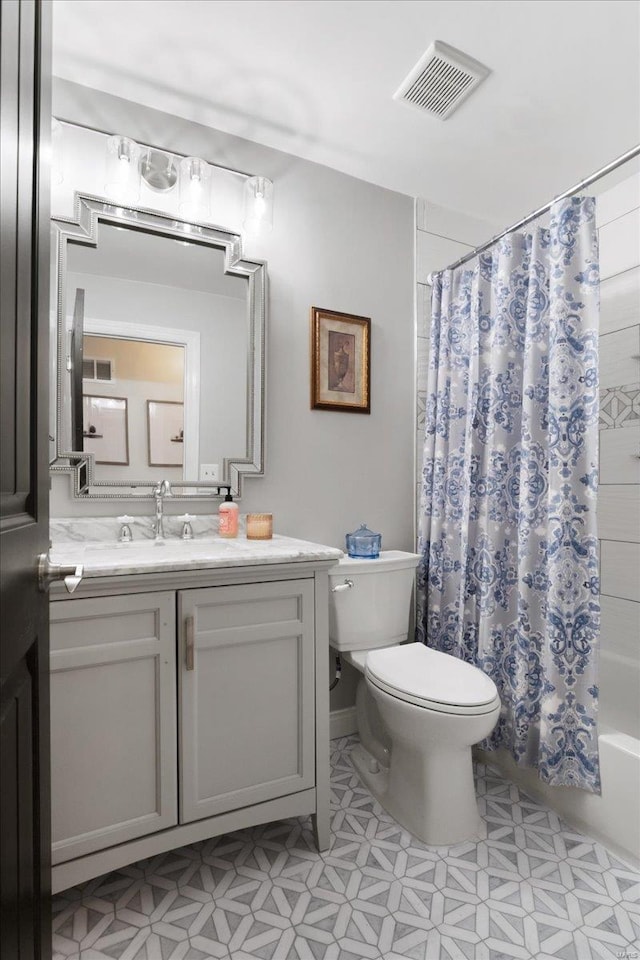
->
left=104, top=135, right=140, bottom=204
left=178, top=156, right=212, bottom=220
left=139, top=147, right=179, bottom=193
left=243, top=175, right=274, bottom=236
left=102, top=133, right=274, bottom=234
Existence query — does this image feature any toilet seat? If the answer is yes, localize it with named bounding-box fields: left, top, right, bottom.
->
left=365, top=642, right=500, bottom=716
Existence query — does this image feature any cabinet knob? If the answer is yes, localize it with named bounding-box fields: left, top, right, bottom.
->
left=185, top=615, right=195, bottom=671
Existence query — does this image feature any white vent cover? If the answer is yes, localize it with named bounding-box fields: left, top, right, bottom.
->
left=394, top=40, right=489, bottom=120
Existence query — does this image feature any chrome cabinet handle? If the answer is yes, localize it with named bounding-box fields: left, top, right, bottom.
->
left=185, top=615, right=195, bottom=671
left=331, top=578, right=354, bottom=593
left=38, top=554, right=84, bottom=593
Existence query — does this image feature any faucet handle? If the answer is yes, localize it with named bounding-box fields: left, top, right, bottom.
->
left=117, top=515, right=135, bottom=542
left=177, top=514, right=196, bottom=540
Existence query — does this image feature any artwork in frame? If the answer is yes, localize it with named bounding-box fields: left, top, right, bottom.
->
left=147, top=400, right=184, bottom=467
left=82, top=394, right=129, bottom=465
left=310, top=307, right=371, bottom=413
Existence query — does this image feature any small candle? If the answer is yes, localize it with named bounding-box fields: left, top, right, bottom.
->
left=246, top=513, right=273, bottom=539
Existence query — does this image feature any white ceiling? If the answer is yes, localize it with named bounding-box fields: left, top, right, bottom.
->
left=52, top=0, right=640, bottom=225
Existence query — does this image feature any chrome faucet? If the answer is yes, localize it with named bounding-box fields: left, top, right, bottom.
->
left=153, top=479, right=172, bottom=539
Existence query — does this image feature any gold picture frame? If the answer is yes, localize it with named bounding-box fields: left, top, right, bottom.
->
left=310, top=307, right=370, bottom=413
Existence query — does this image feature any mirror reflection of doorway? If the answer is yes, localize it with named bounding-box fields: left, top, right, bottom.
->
left=82, top=335, right=185, bottom=480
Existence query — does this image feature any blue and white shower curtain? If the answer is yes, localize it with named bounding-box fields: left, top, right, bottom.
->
left=417, top=197, right=601, bottom=792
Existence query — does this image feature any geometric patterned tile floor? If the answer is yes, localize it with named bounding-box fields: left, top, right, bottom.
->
left=52, top=735, right=640, bottom=960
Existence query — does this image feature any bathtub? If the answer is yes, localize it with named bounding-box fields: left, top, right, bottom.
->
left=476, top=638, right=640, bottom=868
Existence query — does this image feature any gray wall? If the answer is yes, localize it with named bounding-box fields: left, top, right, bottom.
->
left=50, top=79, right=416, bottom=714
left=51, top=80, right=415, bottom=555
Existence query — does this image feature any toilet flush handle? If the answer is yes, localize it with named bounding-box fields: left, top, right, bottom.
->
left=331, top=578, right=354, bottom=593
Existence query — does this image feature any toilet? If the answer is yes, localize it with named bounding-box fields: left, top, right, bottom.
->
left=329, top=550, right=501, bottom=845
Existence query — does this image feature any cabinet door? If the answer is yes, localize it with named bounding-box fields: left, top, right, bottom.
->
left=179, top=579, right=315, bottom=823
left=50, top=592, right=177, bottom=863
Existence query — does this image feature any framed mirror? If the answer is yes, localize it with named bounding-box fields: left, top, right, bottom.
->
left=50, top=195, right=266, bottom=498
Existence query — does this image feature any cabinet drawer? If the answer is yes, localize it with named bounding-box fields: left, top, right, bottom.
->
left=50, top=592, right=177, bottom=862
left=179, top=579, right=315, bottom=823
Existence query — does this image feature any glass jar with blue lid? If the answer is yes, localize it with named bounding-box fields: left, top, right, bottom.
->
left=345, top=523, right=381, bottom=559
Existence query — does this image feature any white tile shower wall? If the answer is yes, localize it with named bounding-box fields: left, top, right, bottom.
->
left=599, top=424, right=640, bottom=483
left=601, top=541, right=640, bottom=601
left=599, top=325, right=640, bottom=388
left=598, top=485, right=640, bottom=542
left=599, top=207, right=640, bottom=279
left=600, top=266, right=640, bottom=334
left=597, top=173, right=640, bottom=648
left=600, top=595, right=640, bottom=662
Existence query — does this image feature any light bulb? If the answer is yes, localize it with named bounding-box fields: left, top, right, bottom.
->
left=243, top=176, right=273, bottom=236
left=179, top=157, right=211, bottom=220
left=105, top=135, right=140, bottom=204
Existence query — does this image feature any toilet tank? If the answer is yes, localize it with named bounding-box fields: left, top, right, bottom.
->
left=328, top=550, right=421, bottom=651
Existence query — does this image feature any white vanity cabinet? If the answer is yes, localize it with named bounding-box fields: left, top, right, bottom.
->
left=50, top=591, right=178, bottom=863
left=179, top=580, right=315, bottom=822
left=48, top=554, right=334, bottom=894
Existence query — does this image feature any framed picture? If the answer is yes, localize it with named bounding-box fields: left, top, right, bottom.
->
left=147, top=400, right=184, bottom=467
left=82, top=395, right=129, bottom=465
left=310, top=307, right=371, bottom=413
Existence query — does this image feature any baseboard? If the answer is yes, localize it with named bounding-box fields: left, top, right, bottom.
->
left=330, top=706, right=358, bottom=740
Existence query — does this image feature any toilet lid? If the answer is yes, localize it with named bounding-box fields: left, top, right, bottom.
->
left=365, top=643, right=499, bottom=713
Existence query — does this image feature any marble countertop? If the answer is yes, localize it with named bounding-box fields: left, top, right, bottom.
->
left=49, top=533, right=343, bottom=579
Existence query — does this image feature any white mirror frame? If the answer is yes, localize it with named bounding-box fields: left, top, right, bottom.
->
left=50, top=194, right=266, bottom=499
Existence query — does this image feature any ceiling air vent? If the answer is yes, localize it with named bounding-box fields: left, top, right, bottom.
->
left=394, top=40, right=490, bottom=120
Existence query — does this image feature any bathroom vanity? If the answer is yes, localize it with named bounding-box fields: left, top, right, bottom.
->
left=47, top=532, right=341, bottom=894
left=45, top=163, right=343, bottom=895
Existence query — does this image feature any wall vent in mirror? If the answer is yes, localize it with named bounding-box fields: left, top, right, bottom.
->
left=82, top=358, right=113, bottom=382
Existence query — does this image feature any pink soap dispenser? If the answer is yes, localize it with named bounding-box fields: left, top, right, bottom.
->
left=218, top=488, right=239, bottom=538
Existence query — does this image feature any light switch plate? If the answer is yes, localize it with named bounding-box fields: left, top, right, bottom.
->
left=200, top=463, right=220, bottom=482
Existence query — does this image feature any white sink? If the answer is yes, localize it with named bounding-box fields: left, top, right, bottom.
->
left=51, top=536, right=239, bottom=578
left=83, top=538, right=233, bottom=553
left=48, top=533, right=343, bottom=582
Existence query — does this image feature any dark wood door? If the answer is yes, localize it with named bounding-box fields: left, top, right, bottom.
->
left=0, top=1, right=52, bottom=957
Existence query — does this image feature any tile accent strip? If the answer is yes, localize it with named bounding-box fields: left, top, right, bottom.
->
left=599, top=382, right=640, bottom=429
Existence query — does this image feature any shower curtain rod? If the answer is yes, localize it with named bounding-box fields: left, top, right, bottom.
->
left=427, top=142, right=640, bottom=281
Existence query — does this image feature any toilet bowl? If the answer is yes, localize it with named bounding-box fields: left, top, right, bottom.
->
left=329, top=552, right=501, bottom=845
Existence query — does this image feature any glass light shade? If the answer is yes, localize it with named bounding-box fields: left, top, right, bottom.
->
left=178, top=157, right=212, bottom=220
left=104, top=135, right=140, bottom=204
left=243, top=176, right=273, bottom=236
left=51, top=117, right=64, bottom=185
